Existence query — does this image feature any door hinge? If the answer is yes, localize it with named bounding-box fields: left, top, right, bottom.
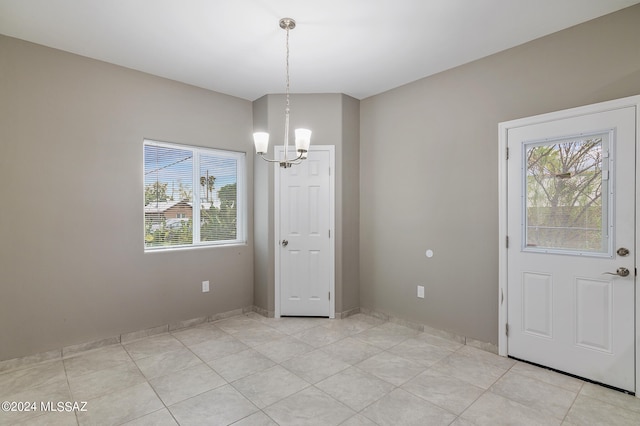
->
left=328, top=292, right=331, bottom=301
left=506, top=236, right=509, bottom=248
left=328, top=167, right=331, bottom=176
left=506, top=147, right=510, bottom=160
left=505, top=323, right=509, bottom=336
left=328, top=229, right=331, bottom=238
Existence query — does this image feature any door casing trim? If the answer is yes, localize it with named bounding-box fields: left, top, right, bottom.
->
left=274, top=145, right=336, bottom=319
left=498, top=95, right=640, bottom=395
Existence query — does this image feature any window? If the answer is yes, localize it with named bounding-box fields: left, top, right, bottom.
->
left=523, top=131, right=611, bottom=256
left=143, top=139, right=246, bottom=251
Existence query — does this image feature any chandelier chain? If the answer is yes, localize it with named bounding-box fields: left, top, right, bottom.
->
left=253, top=17, right=309, bottom=168
left=283, top=22, right=291, bottom=160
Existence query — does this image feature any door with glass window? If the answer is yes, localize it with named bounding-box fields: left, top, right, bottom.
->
left=507, top=106, right=636, bottom=392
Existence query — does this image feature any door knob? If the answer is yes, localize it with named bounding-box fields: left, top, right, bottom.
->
left=281, top=240, right=288, bottom=247
left=603, top=267, right=630, bottom=277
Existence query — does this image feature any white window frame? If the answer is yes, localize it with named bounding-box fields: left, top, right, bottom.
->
left=143, top=139, right=246, bottom=252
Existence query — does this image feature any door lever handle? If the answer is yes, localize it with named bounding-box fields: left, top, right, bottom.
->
left=602, top=267, right=630, bottom=277
left=281, top=240, right=288, bottom=247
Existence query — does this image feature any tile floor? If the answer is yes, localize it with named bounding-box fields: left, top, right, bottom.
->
left=2, top=313, right=640, bottom=425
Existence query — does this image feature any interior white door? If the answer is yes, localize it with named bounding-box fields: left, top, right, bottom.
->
left=277, top=147, right=333, bottom=317
left=507, top=106, right=636, bottom=392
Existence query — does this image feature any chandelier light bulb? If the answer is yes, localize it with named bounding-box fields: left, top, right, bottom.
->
left=295, top=128, right=311, bottom=153
left=253, top=132, right=269, bottom=154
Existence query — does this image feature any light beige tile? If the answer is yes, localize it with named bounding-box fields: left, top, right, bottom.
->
left=121, top=408, right=177, bottom=426
left=377, top=321, right=421, bottom=336
left=214, top=316, right=264, bottom=334
left=448, top=418, right=477, bottom=426
left=188, top=335, right=249, bottom=362
left=0, top=381, right=71, bottom=426
left=280, top=349, right=350, bottom=384
left=316, top=367, right=394, bottom=411
left=77, top=382, right=163, bottom=426
left=402, top=369, right=484, bottom=415
left=169, top=384, right=258, bottom=426
left=232, top=327, right=287, bottom=347
left=0, top=350, right=61, bottom=374
left=134, top=347, right=202, bottom=379
left=171, top=325, right=229, bottom=347
left=293, top=326, right=351, bottom=348
left=320, top=337, right=381, bottom=365
left=346, top=314, right=386, bottom=326
left=388, top=316, right=424, bottom=332
left=465, top=338, right=498, bottom=354
left=509, top=362, right=584, bottom=393
left=461, top=392, right=561, bottom=425
left=361, top=388, right=456, bottom=426
left=265, top=317, right=328, bottom=335
left=415, top=332, right=464, bottom=351
left=429, top=350, right=510, bottom=389
left=208, top=349, right=275, bottom=382
left=388, top=337, right=453, bottom=367
left=0, top=360, right=66, bottom=399
left=579, top=382, right=640, bottom=413
left=253, top=336, right=314, bottom=363
left=339, top=414, right=379, bottom=426
left=123, top=335, right=185, bottom=360
left=264, top=386, right=355, bottom=426
left=63, top=345, right=133, bottom=378
left=231, top=365, right=309, bottom=409
left=490, top=371, right=576, bottom=420
left=352, top=325, right=414, bottom=350
left=422, top=325, right=466, bottom=345
left=11, top=411, right=78, bottom=426
left=322, top=316, right=380, bottom=335
left=455, top=345, right=515, bottom=370
left=565, top=394, right=640, bottom=426
left=230, top=411, right=278, bottom=425
left=68, top=362, right=145, bottom=401
left=149, top=363, right=226, bottom=406
left=356, top=351, right=424, bottom=386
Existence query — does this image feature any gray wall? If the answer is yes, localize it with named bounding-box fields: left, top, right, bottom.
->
left=0, top=36, right=255, bottom=361
left=359, top=5, right=640, bottom=344
left=253, top=93, right=360, bottom=316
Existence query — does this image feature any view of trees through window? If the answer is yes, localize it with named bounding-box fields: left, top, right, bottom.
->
left=525, top=134, right=608, bottom=253
left=143, top=141, right=243, bottom=249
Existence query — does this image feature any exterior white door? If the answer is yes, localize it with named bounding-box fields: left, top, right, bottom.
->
left=506, top=106, right=636, bottom=392
left=275, top=146, right=334, bottom=317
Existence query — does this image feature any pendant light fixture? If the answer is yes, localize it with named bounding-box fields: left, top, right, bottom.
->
left=253, top=18, right=311, bottom=168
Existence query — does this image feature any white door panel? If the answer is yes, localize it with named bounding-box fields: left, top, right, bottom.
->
left=507, top=106, right=636, bottom=392
left=276, top=147, right=334, bottom=317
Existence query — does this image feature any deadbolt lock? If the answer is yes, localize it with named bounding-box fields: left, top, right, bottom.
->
left=617, top=247, right=630, bottom=257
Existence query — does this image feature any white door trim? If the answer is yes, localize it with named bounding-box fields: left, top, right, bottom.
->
left=274, top=145, right=336, bottom=318
left=498, top=95, right=640, bottom=394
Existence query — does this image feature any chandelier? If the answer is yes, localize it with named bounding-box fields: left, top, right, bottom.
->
left=253, top=18, right=311, bottom=168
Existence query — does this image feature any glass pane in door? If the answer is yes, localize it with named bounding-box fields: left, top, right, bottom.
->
left=524, top=131, right=611, bottom=255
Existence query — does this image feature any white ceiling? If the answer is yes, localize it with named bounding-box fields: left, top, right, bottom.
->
left=1, top=0, right=638, bottom=101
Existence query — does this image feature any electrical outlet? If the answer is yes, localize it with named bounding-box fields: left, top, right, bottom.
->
left=202, top=281, right=210, bottom=293
left=417, top=285, right=425, bottom=298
